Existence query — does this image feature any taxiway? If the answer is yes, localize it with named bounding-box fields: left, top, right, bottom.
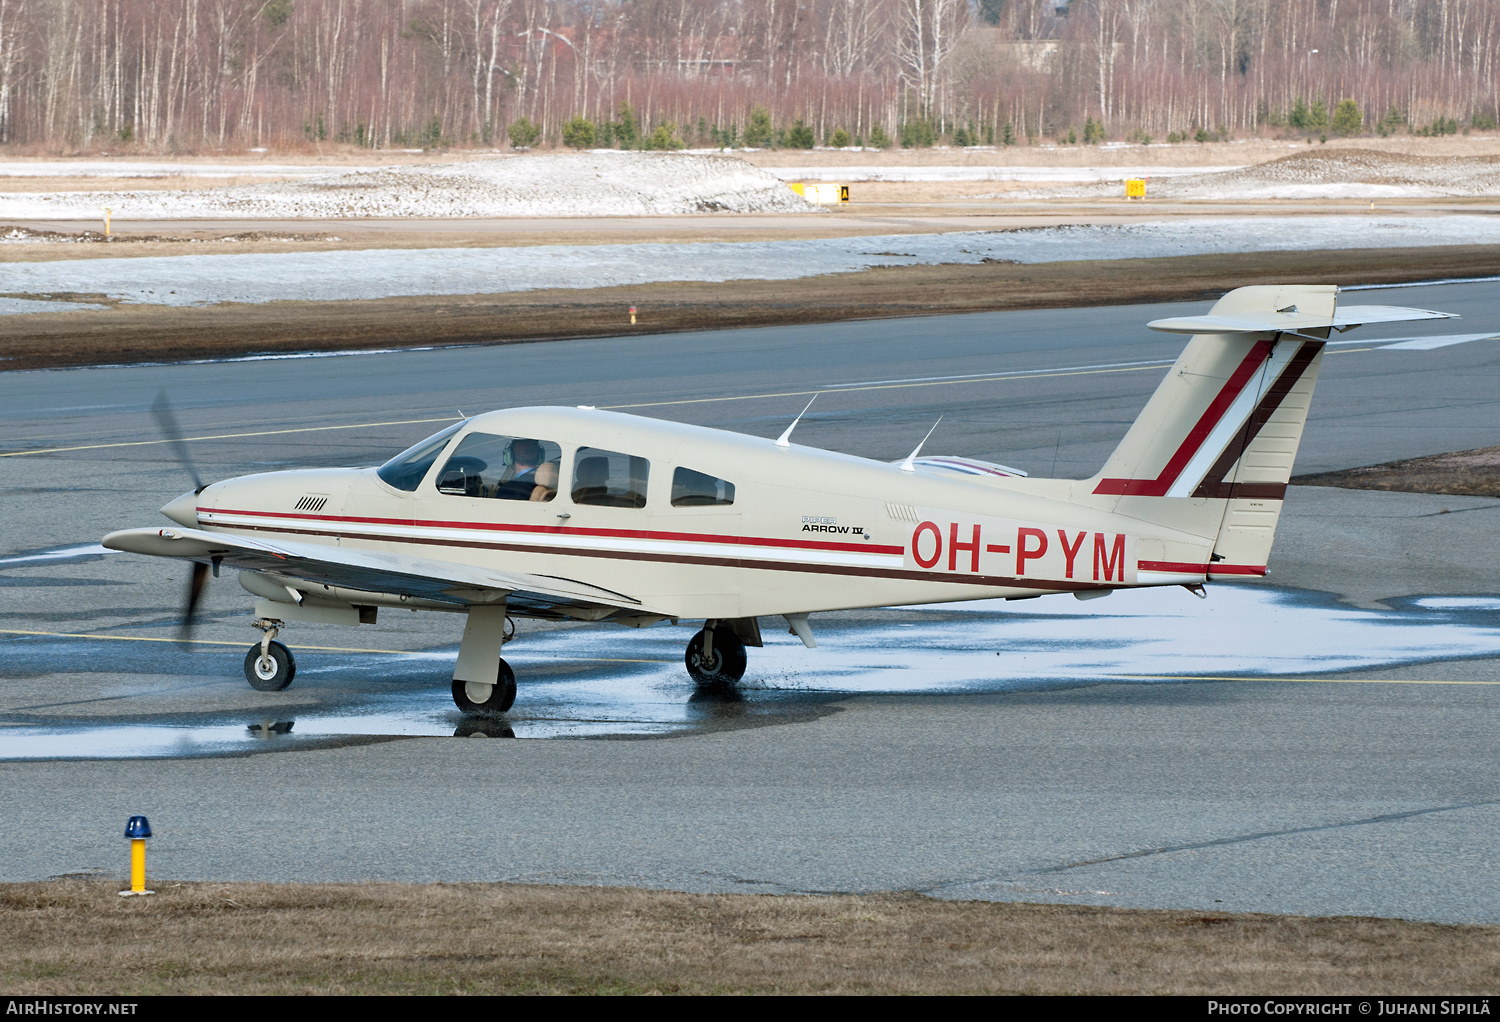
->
left=1, top=282, right=1497, bottom=922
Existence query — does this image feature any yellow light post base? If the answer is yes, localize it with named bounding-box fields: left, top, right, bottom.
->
left=119, top=834, right=153, bottom=895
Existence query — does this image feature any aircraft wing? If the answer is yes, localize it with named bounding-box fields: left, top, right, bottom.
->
left=1147, top=305, right=1456, bottom=335
left=101, top=526, right=642, bottom=612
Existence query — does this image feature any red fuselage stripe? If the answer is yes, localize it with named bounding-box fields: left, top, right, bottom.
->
left=1137, top=560, right=1209, bottom=573
left=1138, top=560, right=1266, bottom=576
left=1093, top=340, right=1274, bottom=496
left=206, top=506, right=905, bottom=557
left=210, top=520, right=1124, bottom=592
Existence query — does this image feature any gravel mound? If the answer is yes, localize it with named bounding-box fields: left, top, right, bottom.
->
left=1153, top=149, right=1500, bottom=198
left=0, top=152, right=821, bottom=218
left=999, top=149, right=1500, bottom=200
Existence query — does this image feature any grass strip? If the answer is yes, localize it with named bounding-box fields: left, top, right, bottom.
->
left=4, top=879, right=1498, bottom=995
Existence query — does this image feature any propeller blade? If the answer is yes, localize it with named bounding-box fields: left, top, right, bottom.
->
left=150, top=391, right=204, bottom=492
left=178, top=560, right=210, bottom=640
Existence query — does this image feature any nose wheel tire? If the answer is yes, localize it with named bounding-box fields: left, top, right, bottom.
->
left=452, top=658, right=517, bottom=714
left=244, top=640, right=295, bottom=691
left=685, top=625, right=747, bottom=686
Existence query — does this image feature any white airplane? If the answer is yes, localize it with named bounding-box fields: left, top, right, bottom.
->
left=104, top=285, right=1454, bottom=713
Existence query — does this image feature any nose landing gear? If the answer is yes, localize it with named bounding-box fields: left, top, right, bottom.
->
left=685, top=622, right=747, bottom=687
left=244, top=617, right=295, bottom=691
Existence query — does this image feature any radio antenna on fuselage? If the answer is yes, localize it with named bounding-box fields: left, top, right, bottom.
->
left=775, top=394, right=820, bottom=448
left=899, top=416, right=943, bottom=472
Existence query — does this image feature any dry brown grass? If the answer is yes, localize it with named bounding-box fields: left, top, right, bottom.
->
left=2, top=244, right=1498, bottom=373
left=4, top=880, right=1499, bottom=995
left=1295, top=445, right=1500, bottom=498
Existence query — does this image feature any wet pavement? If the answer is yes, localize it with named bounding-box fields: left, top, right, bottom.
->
left=4, top=579, right=1498, bottom=760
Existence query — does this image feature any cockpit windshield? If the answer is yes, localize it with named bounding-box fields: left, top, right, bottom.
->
left=375, top=420, right=465, bottom=492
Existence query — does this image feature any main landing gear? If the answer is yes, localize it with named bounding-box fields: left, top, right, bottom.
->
left=452, top=659, right=517, bottom=714
left=685, top=622, right=747, bottom=687
left=451, top=608, right=517, bottom=715
left=244, top=617, right=295, bottom=691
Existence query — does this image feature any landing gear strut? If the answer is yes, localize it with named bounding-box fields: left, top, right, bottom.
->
left=451, top=608, right=517, bottom=714
left=244, top=617, right=295, bottom=691
left=685, top=622, right=747, bottom=686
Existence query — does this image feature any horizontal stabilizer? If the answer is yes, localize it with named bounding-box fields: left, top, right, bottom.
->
left=1148, top=304, right=1456, bottom=336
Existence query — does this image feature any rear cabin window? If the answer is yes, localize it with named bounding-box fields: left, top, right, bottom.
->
left=436, top=433, right=561, bottom=502
left=571, top=447, right=649, bottom=508
left=671, top=467, right=735, bottom=507
left=376, top=421, right=465, bottom=492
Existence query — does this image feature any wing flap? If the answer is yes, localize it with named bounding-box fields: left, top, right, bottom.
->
left=102, top=527, right=641, bottom=610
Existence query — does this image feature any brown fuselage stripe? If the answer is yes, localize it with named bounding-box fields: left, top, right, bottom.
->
left=210, top=522, right=1127, bottom=593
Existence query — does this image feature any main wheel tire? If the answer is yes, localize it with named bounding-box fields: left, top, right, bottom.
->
left=685, top=625, right=747, bottom=686
left=452, top=657, right=517, bottom=714
left=244, top=640, right=295, bottom=691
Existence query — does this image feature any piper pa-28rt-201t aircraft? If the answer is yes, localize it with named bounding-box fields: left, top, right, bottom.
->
left=104, top=285, right=1454, bottom=714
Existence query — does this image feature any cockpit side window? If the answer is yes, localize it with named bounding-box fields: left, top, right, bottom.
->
left=436, top=433, right=561, bottom=502
left=375, top=421, right=465, bottom=492
left=671, top=467, right=735, bottom=507
left=571, top=447, right=649, bottom=508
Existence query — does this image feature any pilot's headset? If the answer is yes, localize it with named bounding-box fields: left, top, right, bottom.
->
left=499, top=439, right=516, bottom=482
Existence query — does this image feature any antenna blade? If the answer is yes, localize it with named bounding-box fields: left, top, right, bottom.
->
left=775, top=394, right=819, bottom=448
left=899, top=415, right=943, bottom=472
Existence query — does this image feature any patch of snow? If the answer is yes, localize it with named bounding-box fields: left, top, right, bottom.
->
left=0, top=161, right=345, bottom=178
left=770, top=165, right=1243, bottom=182
left=2, top=216, right=1496, bottom=313
left=0, top=297, right=109, bottom=315
left=0, top=152, right=820, bottom=219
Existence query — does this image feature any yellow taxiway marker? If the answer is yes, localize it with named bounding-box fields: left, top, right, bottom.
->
left=0, top=628, right=668, bottom=663
left=1112, top=673, right=1500, bottom=686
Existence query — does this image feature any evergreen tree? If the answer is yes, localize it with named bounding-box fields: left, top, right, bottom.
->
left=507, top=117, right=539, bottom=148
left=783, top=120, right=815, bottom=148
left=743, top=106, right=774, bottom=148
left=1331, top=99, right=1363, bottom=136
left=561, top=115, right=595, bottom=148
left=613, top=103, right=639, bottom=149
left=642, top=122, right=685, bottom=150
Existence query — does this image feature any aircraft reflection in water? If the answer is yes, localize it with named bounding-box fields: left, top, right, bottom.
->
left=105, top=285, right=1455, bottom=715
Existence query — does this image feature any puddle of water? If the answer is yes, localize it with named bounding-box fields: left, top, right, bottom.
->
left=2, top=585, right=1497, bottom=760
left=510, top=584, right=1500, bottom=694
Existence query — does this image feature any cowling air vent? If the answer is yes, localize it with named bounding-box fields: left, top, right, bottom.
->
left=294, top=495, right=329, bottom=513
left=886, top=502, right=919, bottom=523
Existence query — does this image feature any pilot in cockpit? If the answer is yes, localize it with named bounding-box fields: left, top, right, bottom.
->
left=497, top=438, right=558, bottom=502
left=506, top=438, right=543, bottom=488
